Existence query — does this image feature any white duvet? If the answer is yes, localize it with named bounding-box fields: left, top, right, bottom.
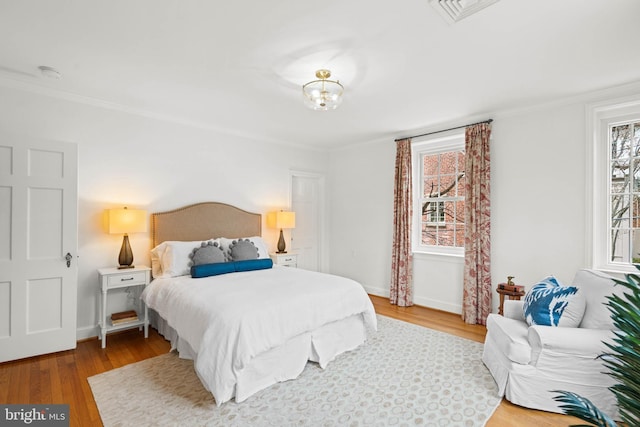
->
left=141, top=265, right=377, bottom=404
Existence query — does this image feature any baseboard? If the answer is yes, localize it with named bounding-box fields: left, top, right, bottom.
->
left=413, top=296, right=461, bottom=314
left=76, top=325, right=99, bottom=341
left=363, top=284, right=389, bottom=298
left=364, top=284, right=461, bottom=314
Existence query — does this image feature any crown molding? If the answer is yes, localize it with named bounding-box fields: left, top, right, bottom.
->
left=2, top=71, right=639, bottom=154
left=0, top=73, right=327, bottom=153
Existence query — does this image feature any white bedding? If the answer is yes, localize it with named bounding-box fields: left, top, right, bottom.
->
left=141, top=265, right=377, bottom=404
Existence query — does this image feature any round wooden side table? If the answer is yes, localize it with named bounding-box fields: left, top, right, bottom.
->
left=497, top=287, right=525, bottom=315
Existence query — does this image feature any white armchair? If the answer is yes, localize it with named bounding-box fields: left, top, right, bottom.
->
left=482, top=269, right=621, bottom=419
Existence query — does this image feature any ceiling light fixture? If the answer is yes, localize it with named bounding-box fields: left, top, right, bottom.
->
left=38, top=66, right=62, bottom=79
left=302, top=69, right=343, bottom=111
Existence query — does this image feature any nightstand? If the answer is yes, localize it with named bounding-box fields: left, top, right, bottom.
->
left=496, top=287, right=525, bottom=316
left=270, top=252, right=298, bottom=267
left=97, top=266, right=151, bottom=348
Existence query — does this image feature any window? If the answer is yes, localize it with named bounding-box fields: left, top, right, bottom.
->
left=609, top=121, right=640, bottom=264
left=412, top=133, right=465, bottom=255
left=589, top=95, right=640, bottom=273
left=428, top=201, right=446, bottom=224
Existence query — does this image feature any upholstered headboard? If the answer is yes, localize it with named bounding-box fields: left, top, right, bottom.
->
left=150, top=202, right=262, bottom=248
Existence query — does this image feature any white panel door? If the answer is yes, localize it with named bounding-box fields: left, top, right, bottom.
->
left=0, top=133, right=78, bottom=362
left=290, top=172, right=325, bottom=272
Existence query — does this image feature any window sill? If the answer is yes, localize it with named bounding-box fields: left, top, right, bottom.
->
left=412, top=249, right=464, bottom=259
left=592, top=263, right=639, bottom=278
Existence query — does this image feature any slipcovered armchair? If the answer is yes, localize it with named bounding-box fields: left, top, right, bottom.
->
left=482, top=269, right=621, bottom=419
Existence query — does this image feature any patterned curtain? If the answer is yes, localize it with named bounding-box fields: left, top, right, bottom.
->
left=390, top=138, right=413, bottom=307
left=462, top=123, right=492, bottom=325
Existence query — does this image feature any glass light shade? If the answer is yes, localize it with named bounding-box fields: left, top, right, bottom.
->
left=107, top=208, right=147, bottom=234
left=302, top=69, right=344, bottom=111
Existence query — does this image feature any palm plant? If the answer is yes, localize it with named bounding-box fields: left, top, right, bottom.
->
left=553, top=265, right=640, bottom=426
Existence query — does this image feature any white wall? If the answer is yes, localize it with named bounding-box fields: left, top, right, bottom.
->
left=0, top=83, right=328, bottom=339
left=488, top=103, right=587, bottom=311
left=328, top=83, right=640, bottom=315
left=328, top=140, right=395, bottom=291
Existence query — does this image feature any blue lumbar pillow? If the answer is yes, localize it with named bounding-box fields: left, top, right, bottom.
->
left=522, top=276, right=586, bottom=327
left=190, top=262, right=236, bottom=278
left=234, top=258, right=273, bottom=272
left=191, top=258, right=273, bottom=278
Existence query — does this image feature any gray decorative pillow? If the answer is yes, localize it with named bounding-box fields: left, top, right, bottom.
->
left=229, top=239, right=259, bottom=261
left=189, top=241, right=226, bottom=266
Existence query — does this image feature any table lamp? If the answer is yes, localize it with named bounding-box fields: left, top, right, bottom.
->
left=107, top=207, right=147, bottom=269
left=268, top=211, right=296, bottom=254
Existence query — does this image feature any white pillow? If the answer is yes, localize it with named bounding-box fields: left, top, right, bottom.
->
left=218, top=236, right=269, bottom=260
left=153, top=240, right=214, bottom=278
left=150, top=242, right=168, bottom=278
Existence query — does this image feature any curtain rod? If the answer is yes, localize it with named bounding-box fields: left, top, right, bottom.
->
left=394, top=119, right=493, bottom=142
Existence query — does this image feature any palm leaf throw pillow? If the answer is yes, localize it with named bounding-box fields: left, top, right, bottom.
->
left=523, top=276, right=586, bottom=327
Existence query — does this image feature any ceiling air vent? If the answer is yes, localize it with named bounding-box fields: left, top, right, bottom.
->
left=429, top=0, right=500, bottom=23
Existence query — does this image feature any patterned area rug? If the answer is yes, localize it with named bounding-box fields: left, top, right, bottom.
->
left=88, top=315, right=500, bottom=426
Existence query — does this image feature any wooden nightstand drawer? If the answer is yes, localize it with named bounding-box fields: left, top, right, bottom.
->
left=106, top=271, right=147, bottom=287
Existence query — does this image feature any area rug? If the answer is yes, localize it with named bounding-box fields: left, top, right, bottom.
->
left=88, top=315, right=500, bottom=426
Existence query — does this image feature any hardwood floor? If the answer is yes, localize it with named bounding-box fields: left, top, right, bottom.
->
left=0, top=295, right=581, bottom=426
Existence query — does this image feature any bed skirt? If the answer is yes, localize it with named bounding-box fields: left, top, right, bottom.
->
left=149, top=309, right=368, bottom=403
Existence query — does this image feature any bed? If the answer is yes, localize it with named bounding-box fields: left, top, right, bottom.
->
left=141, top=202, right=377, bottom=405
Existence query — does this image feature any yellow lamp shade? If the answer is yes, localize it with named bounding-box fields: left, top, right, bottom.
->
left=107, top=208, right=147, bottom=235
left=275, top=211, right=296, bottom=229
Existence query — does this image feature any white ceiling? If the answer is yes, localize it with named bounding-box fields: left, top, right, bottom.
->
left=1, top=0, right=639, bottom=150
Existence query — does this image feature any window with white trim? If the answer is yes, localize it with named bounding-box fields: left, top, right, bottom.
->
left=609, top=120, right=640, bottom=264
left=412, top=133, right=465, bottom=255
left=428, top=201, right=446, bottom=225
left=589, top=96, right=640, bottom=272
